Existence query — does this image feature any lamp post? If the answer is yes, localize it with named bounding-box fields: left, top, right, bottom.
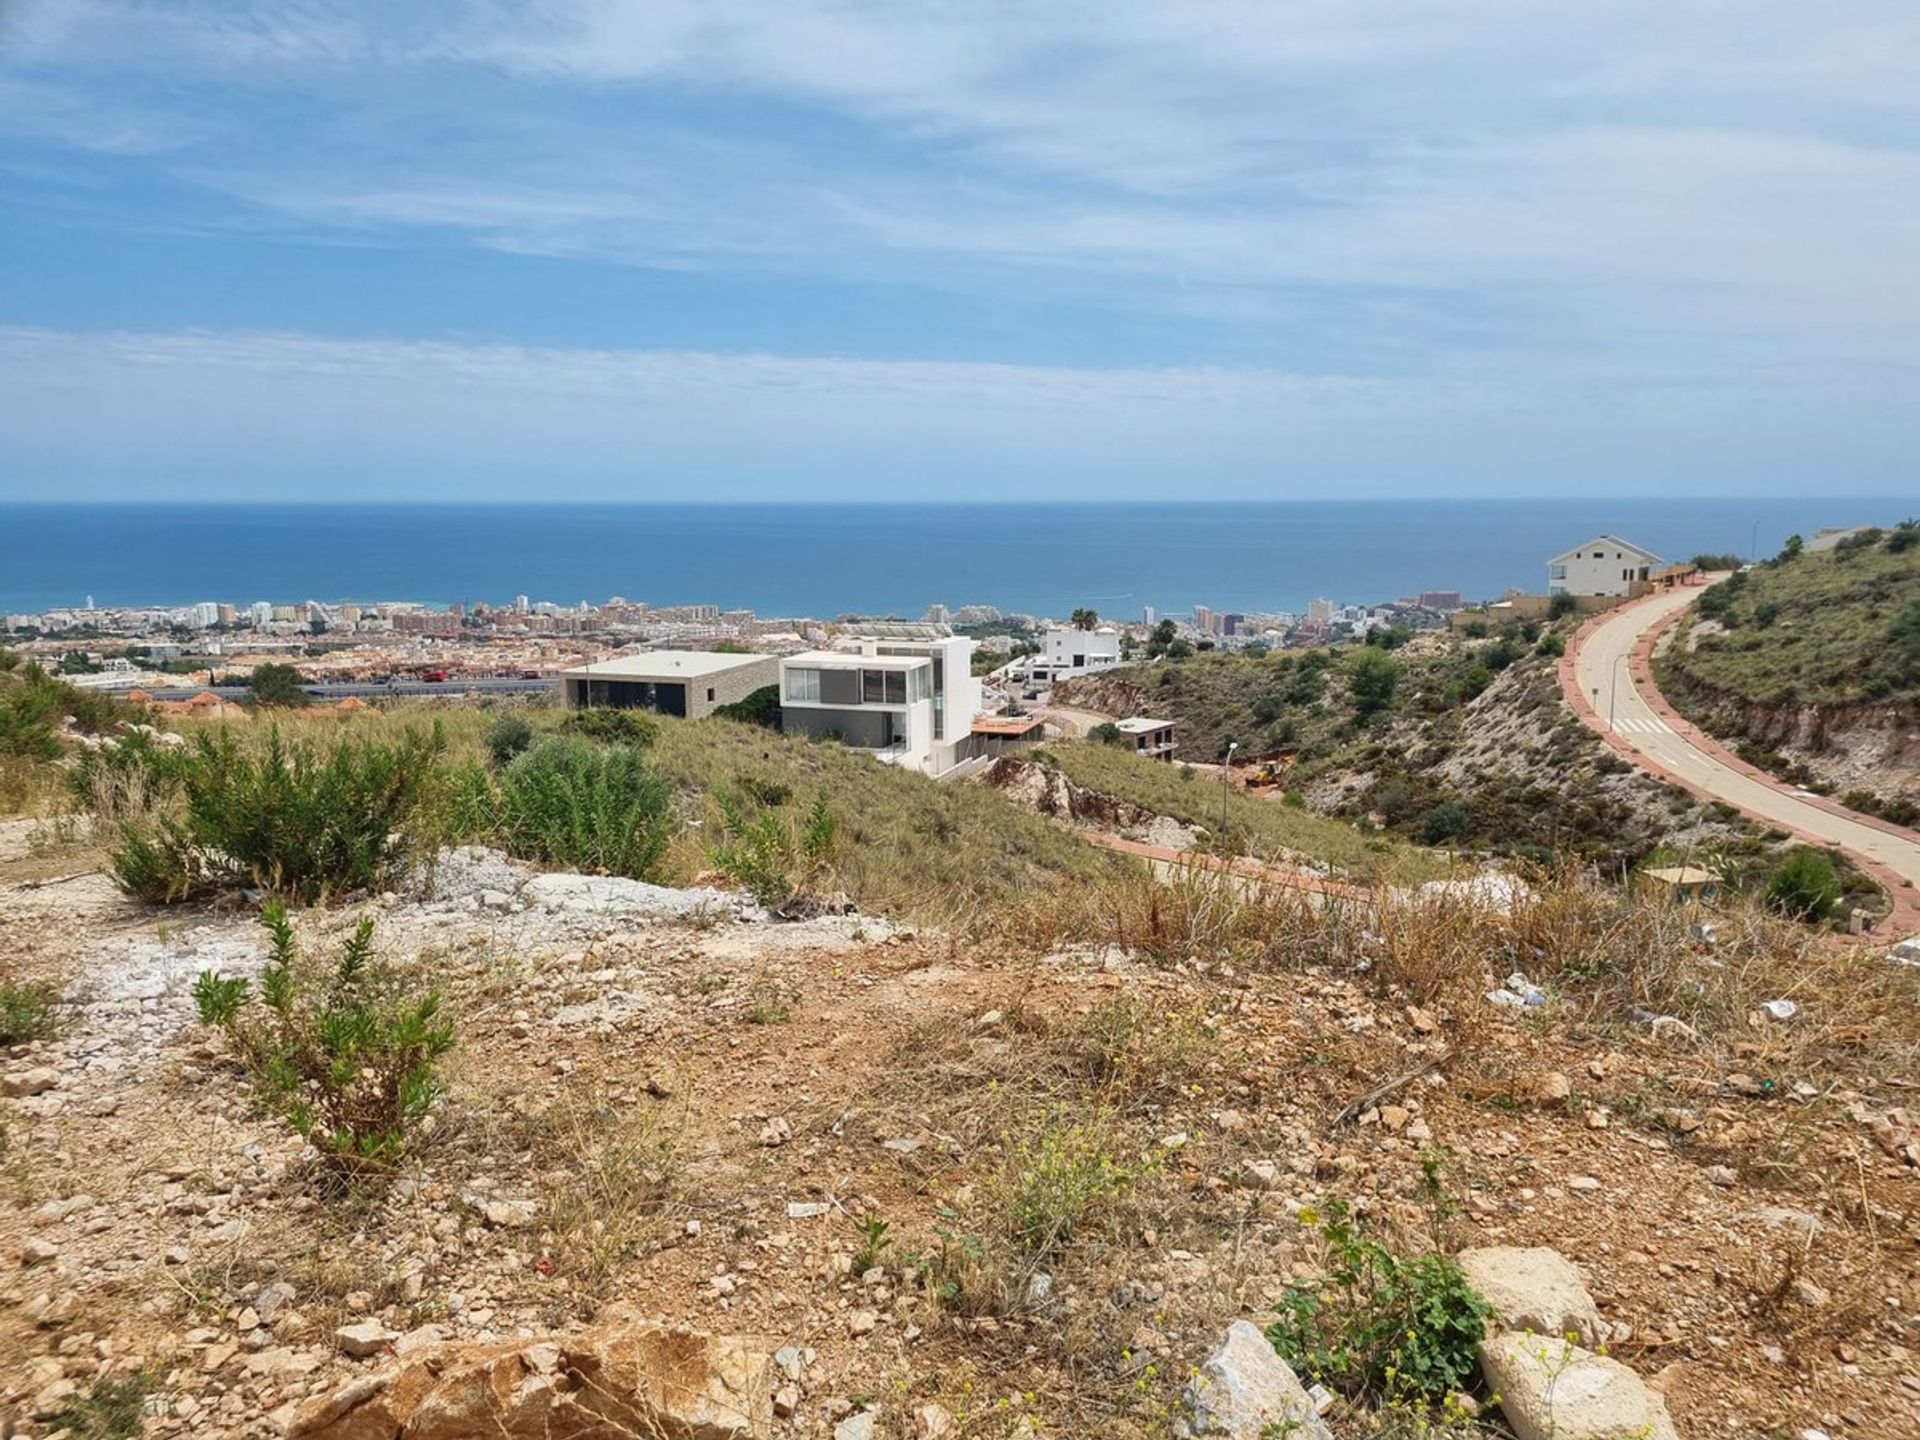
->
left=1221, top=741, right=1239, bottom=837
left=1609, top=654, right=1627, bottom=730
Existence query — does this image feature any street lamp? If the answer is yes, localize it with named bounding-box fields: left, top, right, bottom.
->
left=1608, top=654, right=1627, bottom=730
left=1221, top=741, right=1239, bottom=837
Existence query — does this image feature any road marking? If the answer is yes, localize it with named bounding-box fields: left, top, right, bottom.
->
left=1613, top=717, right=1673, bottom=735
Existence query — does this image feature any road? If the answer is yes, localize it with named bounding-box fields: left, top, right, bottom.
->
left=154, top=678, right=558, bottom=701
left=1569, top=583, right=1920, bottom=928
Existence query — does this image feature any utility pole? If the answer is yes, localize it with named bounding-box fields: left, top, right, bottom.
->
left=1221, top=741, right=1239, bottom=837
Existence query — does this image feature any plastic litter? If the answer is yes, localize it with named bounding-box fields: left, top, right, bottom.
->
left=1760, top=998, right=1799, bottom=1022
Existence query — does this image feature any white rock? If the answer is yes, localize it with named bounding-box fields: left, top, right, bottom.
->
left=2, top=1067, right=59, bottom=1098
left=335, top=1320, right=398, bottom=1358
left=1457, top=1246, right=1606, bottom=1348
left=1480, top=1333, right=1679, bottom=1440
left=835, top=1414, right=878, bottom=1440
left=1185, top=1320, right=1333, bottom=1439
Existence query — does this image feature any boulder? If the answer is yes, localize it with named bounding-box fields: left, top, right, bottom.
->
left=287, top=1322, right=769, bottom=1440
left=1480, top=1333, right=1679, bottom=1440
left=1185, top=1321, right=1332, bottom=1440
left=1457, top=1246, right=1605, bottom=1347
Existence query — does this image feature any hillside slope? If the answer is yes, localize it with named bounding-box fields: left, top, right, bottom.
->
left=1658, top=526, right=1920, bottom=814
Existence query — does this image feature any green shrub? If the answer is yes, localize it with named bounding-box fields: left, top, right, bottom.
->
left=0, top=662, right=137, bottom=760
left=712, top=684, right=781, bottom=728
left=709, top=790, right=837, bottom=909
left=195, top=902, right=453, bottom=1174
left=1419, top=800, right=1471, bottom=846
left=108, top=725, right=446, bottom=904
left=495, top=737, right=674, bottom=879
left=47, top=1371, right=156, bottom=1439
left=246, top=662, right=312, bottom=708
left=486, top=714, right=536, bottom=767
left=1534, top=631, right=1566, bottom=658
left=1347, top=648, right=1399, bottom=719
left=1766, top=845, right=1841, bottom=922
left=559, top=708, right=659, bottom=748
left=1266, top=1200, right=1491, bottom=1404
left=1088, top=721, right=1125, bottom=746
left=0, top=980, right=58, bottom=1045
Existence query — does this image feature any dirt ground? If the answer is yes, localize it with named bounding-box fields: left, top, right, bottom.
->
left=2, top=837, right=1918, bottom=1438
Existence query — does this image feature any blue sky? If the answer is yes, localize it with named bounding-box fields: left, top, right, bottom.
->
left=1, top=1, right=1916, bottom=501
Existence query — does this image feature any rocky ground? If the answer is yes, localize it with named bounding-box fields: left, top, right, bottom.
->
left=3, top=840, right=1919, bottom=1438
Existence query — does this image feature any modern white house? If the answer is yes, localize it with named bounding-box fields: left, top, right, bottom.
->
left=1547, top=536, right=1663, bottom=598
left=1021, top=625, right=1123, bottom=686
left=778, top=626, right=985, bottom=776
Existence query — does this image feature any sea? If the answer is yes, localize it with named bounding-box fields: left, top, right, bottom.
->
left=1, top=498, right=1910, bottom=620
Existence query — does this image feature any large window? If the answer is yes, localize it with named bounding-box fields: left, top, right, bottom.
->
left=862, top=668, right=907, bottom=704
left=784, top=667, right=821, bottom=703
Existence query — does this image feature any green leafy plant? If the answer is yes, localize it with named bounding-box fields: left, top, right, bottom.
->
left=559, top=708, right=659, bottom=748
left=108, top=725, right=446, bottom=904
left=194, top=902, right=454, bottom=1174
left=485, top=713, right=536, bottom=767
left=854, top=1214, right=893, bottom=1273
left=0, top=979, right=59, bottom=1044
left=246, top=662, right=312, bottom=708
left=709, top=789, right=837, bottom=910
left=1265, top=1200, right=1491, bottom=1404
left=1765, top=845, right=1841, bottom=923
left=493, top=736, right=675, bottom=880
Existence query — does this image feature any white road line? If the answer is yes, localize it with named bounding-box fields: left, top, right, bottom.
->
left=1613, top=717, right=1672, bottom=735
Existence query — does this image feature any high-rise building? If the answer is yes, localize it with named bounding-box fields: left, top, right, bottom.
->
left=514, top=594, right=530, bottom=614
left=249, top=601, right=273, bottom=627
left=1192, top=605, right=1214, bottom=634
left=1142, top=605, right=1156, bottom=625
left=193, top=602, right=220, bottom=628
left=1307, top=598, right=1336, bottom=624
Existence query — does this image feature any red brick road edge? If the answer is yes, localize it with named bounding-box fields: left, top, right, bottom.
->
left=1558, top=590, right=1920, bottom=933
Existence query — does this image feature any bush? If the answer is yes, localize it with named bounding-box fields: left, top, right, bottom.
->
left=559, top=708, right=659, bottom=748
left=0, top=980, right=58, bottom=1045
left=712, top=683, right=781, bottom=728
left=1419, top=800, right=1472, bottom=845
left=246, top=662, right=311, bottom=708
left=1088, top=721, right=1126, bottom=746
left=1766, top=846, right=1841, bottom=922
left=709, top=790, right=837, bottom=909
left=1347, top=648, right=1399, bottom=719
left=109, top=726, right=447, bottom=904
left=495, top=737, right=674, bottom=880
left=1547, top=593, right=1578, bottom=620
left=1266, top=1200, right=1491, bottom=1404
left=1534, top=631, right=1566, bottom=658
left=486, top=714, right=536, bottom=767
left=0, top=663, right=137, bottom=760
left=196, top=903, right=452, bottom=1174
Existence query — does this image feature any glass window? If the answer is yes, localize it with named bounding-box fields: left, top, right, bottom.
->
left=863, top=668, right=885, bottom=703
left=784, top=667, right=821, bottom=703
left=909, top=666, right=931, bottom=702
left=886, top=670, right=906, bottom=704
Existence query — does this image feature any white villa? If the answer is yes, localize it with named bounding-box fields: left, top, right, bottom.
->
left=778, top=625, right=985, bottom=776
left=1547, top=536, right=1663, bottom=598
left=1020, top=625, right=1123, bottom=687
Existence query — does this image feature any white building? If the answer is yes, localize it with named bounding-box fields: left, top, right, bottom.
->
left=248, top=601, right=273, bottom=628
left=1547, top=536, right=1662, bottom=597
left=778, top=626, right=983, bottom=776
left=193, top=602, right=221, bottom=628
left=1307, top=598, right=1336, bottom=624
left=1114, top=716, right=1177, bottom=762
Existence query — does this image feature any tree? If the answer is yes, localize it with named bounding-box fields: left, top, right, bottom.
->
left=1088, top=721, right=1126, bottom=746
left=1420, top=800, right=1471, bottom=845
left=1777, top=533, right=1805, bottom=562
left=247, top=662, right=311, bottom=708
left=1547, top=593, right=1578, bottom=621
left=1766, top=846, right=1840, bottom=923
left=1069, top=608, right=1099, bottom=631
left=1347, top=648, right=1399, bottom=719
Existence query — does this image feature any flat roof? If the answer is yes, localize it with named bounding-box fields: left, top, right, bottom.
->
left=784, top=649, right=930, bottom=669
left=563, top=650, right=774, bottom=680
left=1115, top=716, right=1173, bottom=732
left=1643, top=866, right=1718, bottom=884
left=972, top=714, right=1047, bottom=736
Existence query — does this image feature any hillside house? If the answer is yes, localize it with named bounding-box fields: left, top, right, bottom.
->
left=562, top=651, right=778, bottom=719
left=778, top=626, right=984, bottom=776
left=1547, top=536, right=1663, bottom=598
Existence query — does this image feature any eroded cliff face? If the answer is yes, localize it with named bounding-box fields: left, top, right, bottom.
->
left=1664, top=676, right=1920, bottom=807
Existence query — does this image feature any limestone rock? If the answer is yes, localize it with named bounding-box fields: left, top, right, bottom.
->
left=1185, top=1321, right=1332, bottom=1440
left=835, top=1414, right=878, bottom=1440
left=1456, top=1246, right=1605, bottom=1347
left=1480, top=1333, right=1679, bottom=1440
left=336, top=1319, right=399, bottom=1359
left=3, top=1067, right=59, bottom=1098
left=288, top=1322, right=769, bottom=1440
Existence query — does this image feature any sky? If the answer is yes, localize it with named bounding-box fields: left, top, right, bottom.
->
left=1, top=1, right=1916, bottom=502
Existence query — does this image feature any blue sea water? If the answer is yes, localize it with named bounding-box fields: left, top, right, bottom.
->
left=0, top=499, right=1909, bottom=620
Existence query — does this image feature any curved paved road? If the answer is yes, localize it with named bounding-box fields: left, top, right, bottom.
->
left=1568, top=584, right=1920, bottom=930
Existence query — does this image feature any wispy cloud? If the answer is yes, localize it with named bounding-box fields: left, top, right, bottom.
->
left=0, top=3, right=1916, bottom=496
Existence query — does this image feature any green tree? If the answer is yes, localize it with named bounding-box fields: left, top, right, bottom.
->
left=1766, top=846, right=1841, bottom=922
left=247, top=662, right=311, bottom=708
left=1778, top=533, right=1805, bottom=562
left=1419, top=800, right=1471, bottom=845
left=1069, top=607, right=1099, bottom=631
left=1547, top=593, right=1578, bottom=620
left=1346, top=648, right=1399, bottom=719
left=1088, top=721, right=1126, bottom=746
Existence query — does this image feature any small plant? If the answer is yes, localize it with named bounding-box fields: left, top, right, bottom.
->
left=559, top=708, right=659, bottom=748
left=485, top=713, right=536, bottom=767
left=1766, top=845, right=1842, bottom=923
left=709, top=790, right=837, bottom=911
left=48, top=1371, right=157, bottom=1439
left=195, top=902, right=454, bottom=1175
left=0, top=979, right=58, bottom=1044
left=1265, top=1200, right=1491, bottom=1404
left=854, top=1213, right=893, bottom=1273
left=494, top=736, right=675, bottom=880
